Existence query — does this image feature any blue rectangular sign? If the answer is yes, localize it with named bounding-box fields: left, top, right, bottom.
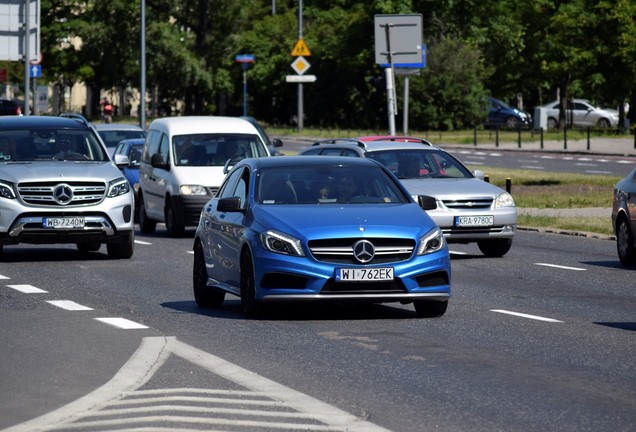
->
left=29, top=64, right=41, bottom=78
left=235, top=54, right=255, bottom=63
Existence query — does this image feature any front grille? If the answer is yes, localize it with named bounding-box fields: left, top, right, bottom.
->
left=18, top=181, right=106, bottom=207
left=321, top=278, right=406, bottom=294
left=308, top=238, right=415, bottom=264
left=442, top=198, right=493, bottom=210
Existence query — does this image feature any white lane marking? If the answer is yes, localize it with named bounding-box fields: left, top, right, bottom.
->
left=95, top=318, right=148, bottom=329
left=617, top=160, right=634, bottom=164
left=520, top=165, right=545, bottom=170
left=6, top=284, right=47, bottom=293
left=467, top=161, right=485, bottom=165
left=575, top=162, right=597, bottom=167
left=540, top=155, right=555, bottom=159
left=466, top=155, right=486, bottom=160
left=449, top=250, right=468, bottom=255
left=491, top=309, right=563, bottom=323
left=187, top=250, right=194, bottom=255
left=7, top=337, right=390, bottom=432
left=535, top=262, right=586, bottom=271
left=586, top=170, right=613, bottom=174
left=0, top=274, right=10, bottom=280
left=134, top=239, right=152, bottom=245
left=47, top=300, right=94, bottom=311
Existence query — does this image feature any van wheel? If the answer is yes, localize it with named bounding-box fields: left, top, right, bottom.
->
left=165, top=200, right=185, bottom=237
left=138, top=194, right=156, bottom=234
left=107, top=231, right=134, bottom=259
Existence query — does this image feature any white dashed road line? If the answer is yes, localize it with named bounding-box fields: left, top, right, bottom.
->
left=7, top=284, right=47, bottom=293
left=95, top=317, right=149, bottom=330
left=134, top=239, right=152, bottom=245
left=46, top=300, right=93, bottom=311
left=491, top=309, right=563, bottom=323
left=534, top=263, right=586, bottom=271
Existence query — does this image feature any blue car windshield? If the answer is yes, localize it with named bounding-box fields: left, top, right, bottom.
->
left=257, top=165, right=409, bottom=204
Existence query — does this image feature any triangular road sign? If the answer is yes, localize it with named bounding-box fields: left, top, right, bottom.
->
left=291, top=38, right=311, bottom=57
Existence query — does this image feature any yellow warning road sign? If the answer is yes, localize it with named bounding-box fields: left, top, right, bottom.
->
left=291, top=38, right=311, bottom=57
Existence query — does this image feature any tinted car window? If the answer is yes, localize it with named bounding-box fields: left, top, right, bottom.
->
left=172, top=133, right=268, bottom=167
left=0, top=128, right=108, bottom=161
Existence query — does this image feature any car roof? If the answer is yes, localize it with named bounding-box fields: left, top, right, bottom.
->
left=357, top=135, right=433, bottom=145
left=308, top=138, right=440, bottom=152
left=0, top=115, right=91, bottom=130
left=93, top=123, right=145, bottom=131
left=249, top=155, right=382, bottom=169
left=148, top=116, right=260, bottom=135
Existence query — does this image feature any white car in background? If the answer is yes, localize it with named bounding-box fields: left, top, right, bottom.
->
left=540, top=99, right=619, bottom=129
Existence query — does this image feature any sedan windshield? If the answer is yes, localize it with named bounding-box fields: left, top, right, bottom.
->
left=0, top=129, right=109, bottom=162
left=257, top=165, right=410, bottom=204
left=367, top=149, right=474, bottom=179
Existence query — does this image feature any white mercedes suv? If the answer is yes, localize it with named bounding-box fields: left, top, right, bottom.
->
left=0, top=116, right=135, bottom=259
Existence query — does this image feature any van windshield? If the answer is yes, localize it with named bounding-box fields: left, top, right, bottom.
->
left=173, top=133, right=267, bottom=167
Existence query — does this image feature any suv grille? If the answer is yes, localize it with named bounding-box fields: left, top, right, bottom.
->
left=18, top=181, right=106, bottom=207
left=442, top=198, right=493, bottom=210
left=308, top=238, right=415, bottom=264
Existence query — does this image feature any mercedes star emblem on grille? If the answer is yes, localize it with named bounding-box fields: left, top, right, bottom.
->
left=53, top=184, right=73, bottom=205
left=352, top=239, right=375, bottom=263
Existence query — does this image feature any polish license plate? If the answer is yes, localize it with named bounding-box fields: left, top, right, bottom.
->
left=455, top=215, right=494, bottom=227
left=43, top=217, right=85, bottom=229
left=336, top=267, right=394, bottom=282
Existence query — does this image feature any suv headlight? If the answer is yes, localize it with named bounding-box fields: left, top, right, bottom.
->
left=106, top=177, right=131, bottom=198
left=0, top=181, right=16, bottom=199
left=495, top=192, right=515, bottom=208
left=261, top=230, right=305, bottom=257
left=180, top=185, right=208, bottom=195
left=418, top=227, right=445, bottom=255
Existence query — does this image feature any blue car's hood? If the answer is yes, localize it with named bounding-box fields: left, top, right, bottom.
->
left=252, top=203, right=437, bottom=240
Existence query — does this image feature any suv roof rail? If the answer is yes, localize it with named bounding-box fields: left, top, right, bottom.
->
left=364, top=136, right=434, bottom=146
left=60, top=112, right=90, bottom=126
left=312, top=138, right=367, bottom=148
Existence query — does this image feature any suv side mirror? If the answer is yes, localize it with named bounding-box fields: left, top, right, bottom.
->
left=114, top=153, right=130, bottom=168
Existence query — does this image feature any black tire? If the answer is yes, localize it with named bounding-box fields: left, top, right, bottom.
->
left=505, top=117, right=520, bottom=129
left=414, top=300, right=448, bottom=318
left=165, top=200, right=185, bottom=238
left=616, top=216, right=636, bottom=266
left=138, top=194, right=157, bottom=234
left=76, top=242, right=101, bottom=253
left=240, top=250, right=262, bottom=317
left=193, top=242, right=225, bottom=307
left=477, top=238, right=513, bottom=257
left=597, top=118, right=611, bottom=128
left=107, top=231, right=134, bottom=259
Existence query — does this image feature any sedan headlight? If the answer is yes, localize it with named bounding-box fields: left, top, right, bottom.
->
left=106, top=177, right=130, bottom=198
left=261, top=230, right=305, bottom=257
left=180, top=185, right=208, bottom=195
left=0, top=181, right=16, bottom=199
left=417, top=227, right=445, bottom=255
left=495, top=192, right=515, bottom=208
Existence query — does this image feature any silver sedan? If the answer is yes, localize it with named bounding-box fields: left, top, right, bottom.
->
left=612, top=166, right=636, bottom=265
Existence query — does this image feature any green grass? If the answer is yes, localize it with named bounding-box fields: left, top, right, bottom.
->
left=469, top=166, right=618, bottom=237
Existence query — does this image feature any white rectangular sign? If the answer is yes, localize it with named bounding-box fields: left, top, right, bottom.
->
left=0, top=0, right=40, bottom=62
left=286, top=75, right=317, bottom=83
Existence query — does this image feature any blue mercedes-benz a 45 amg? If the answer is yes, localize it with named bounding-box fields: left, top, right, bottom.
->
left=192, top=156, right=451, bottom=317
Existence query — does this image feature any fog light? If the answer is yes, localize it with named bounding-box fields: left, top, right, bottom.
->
left=122, top=205, right=132, bottom=223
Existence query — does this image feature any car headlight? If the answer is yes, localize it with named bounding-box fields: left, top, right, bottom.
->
left=261, top=230, right=305, bottom=257
left=180, top=185, right=208, bottom=195
left=107, top=177, right=130, bottom=198
left=417, top=227, right=445, bottom=255
left=495, top=192, right=515, bottom=208
left=0, top=181, right=16, bottom=199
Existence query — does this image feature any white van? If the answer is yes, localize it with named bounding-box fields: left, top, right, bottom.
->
left=138, top=116, right=270, bottom=236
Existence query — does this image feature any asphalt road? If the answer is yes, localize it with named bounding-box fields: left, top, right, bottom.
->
left=1, top=227, right=634, bottom=432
